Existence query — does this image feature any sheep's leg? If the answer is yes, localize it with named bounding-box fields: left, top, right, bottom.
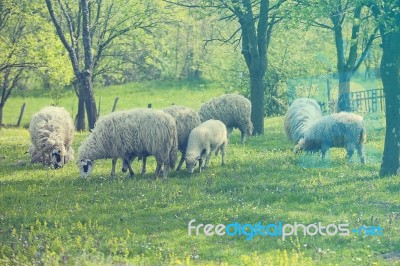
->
left=124, top=159, right=135, bottom=178
left=321, top=144, right=329, bottom=160
left=122, top=154, right=135, bottom=174
left=204, top=151, right=212, bottom=169
left=198, top=159, right=203, bottom=173
left=111, top=158, right=117, bottom=177
left=155, top=161, right=162, bottom=178
left=162, top=163, right=169, bottom=179
left=240, top=130, right=247, bottom=144
left=127, top=164, right=135, bottom=177
left=221, top=142, right=226, bottom=166
left=215, top=147, right=220, bottom=156
left=141, top=156, right=147, bottom=175
left=357, top=144, right=366, bottom=163
left=346, top=144, right=355, bottom=162
left=176, top=153, right=185, bottom=171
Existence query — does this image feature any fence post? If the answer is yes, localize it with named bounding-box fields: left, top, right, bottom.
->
left=112, top=97, right=119, bottom=112
left=148, top=103, right=152, bottom=108
left=16, top=103, right=26, bottom=127
left=372, top=89, right=377, bottom=112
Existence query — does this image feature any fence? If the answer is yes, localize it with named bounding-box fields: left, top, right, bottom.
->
left=350, top=89, right=385, bottom=113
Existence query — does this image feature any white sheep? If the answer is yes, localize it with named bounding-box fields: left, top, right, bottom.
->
left=28, top=106, right=75, bottom=169
left=185, top=119, right=228, bottom=174
left=122, top=105, right=201, bottom=173
left=294, top=112, right=366, bottom=163
left=77, top=108, right=178, bottom=179
left=199, top=94, right=253, bottom=144
left=284, top=98, right=323, bottom=144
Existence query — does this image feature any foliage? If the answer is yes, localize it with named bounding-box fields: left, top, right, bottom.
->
left=292, top=0, right=380, bottom=111
left=222, top=25, right=337, bottom=117
left=0, top=0, right=72, bottom=125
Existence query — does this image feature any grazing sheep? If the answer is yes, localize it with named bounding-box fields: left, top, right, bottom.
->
left=78, top=108, right=178, bottom=179
left=199, top=94, right=253, bottom=144
left=28, top=106, right=75, bottom=169
left=122, top=105, right=201, bottom=173
left=163, top=105, right=202, bottom=171
left=185, top=119, right=228, bottom=174
left=294, top=112, right=366, bottom=163
left=284, top=98, right=323, bottom=144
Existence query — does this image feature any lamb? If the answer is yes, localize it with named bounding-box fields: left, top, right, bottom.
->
left=198, top=94, right=253, bottom=144
left=77, top=108, right=178, bottom=179
left=294, top=112, right=366, bottom=163
left=185, top=119, right=228, bottom=174
left=284, top=98, right=323, bottom=144
left=122, top=105, right=201, bottom=173
left=28, top=106, right=75, bottom=169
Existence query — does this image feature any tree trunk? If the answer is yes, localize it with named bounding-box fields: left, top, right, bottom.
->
left=337, top=71, right=352, bottom=112
left=250, top=69, right=265, bottom=135
left=79, top=71, right=97, bottom=130
left=380, top=30, right=400, bottom=176
left=73, top=80, right=85, bottom=131
left=76, top=96, right=86, bottom=131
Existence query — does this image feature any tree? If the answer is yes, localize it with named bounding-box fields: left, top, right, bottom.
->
left=370, top=0, right=400, bottom=176
left=0, top=0, right=71, bottom=126
left=45, top=0, right=159, bottom=130
left=45, top=0, right=96, bottom=130
left=167, top=0, right=287, bottom=135
left=296, top=0, right=378, bottom=111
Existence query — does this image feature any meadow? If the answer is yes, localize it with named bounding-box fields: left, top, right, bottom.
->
left=0, top=81, right=399, bottom=265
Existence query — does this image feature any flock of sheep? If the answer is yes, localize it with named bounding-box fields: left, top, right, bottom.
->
left=28, top=94, right=252, bottom=178
left=27, top=94, right=366, bottom=179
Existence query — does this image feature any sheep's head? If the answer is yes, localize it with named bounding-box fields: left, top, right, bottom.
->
left=293, top=139, right=305, bottom=154
left=78, top=159, right=94, bottom=178
left=241, top=122, right=254, bottom=144
left=51, top=147, right=65, bottom=169
left=185, top=155, right=200, bottom=174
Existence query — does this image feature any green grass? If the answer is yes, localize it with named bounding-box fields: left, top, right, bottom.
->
left=0, top=81, right=399, bottom=265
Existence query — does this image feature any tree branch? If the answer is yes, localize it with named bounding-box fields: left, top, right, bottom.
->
left=353, top=26, right=379, bottom=73
left=45, top=0, right=80, bottom=74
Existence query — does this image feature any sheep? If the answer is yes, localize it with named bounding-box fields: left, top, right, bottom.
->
left=28, top=106, right=75, bottom=169
left=294, top=112, right=366, bottom=163
left=163, top=105, right=202, bottom=170
left=185, top=119, right=228, bottom=174
left=77, top=108, right=178, bottom=179
left=284, top=98, right=323, bottom=144
left=198, top=94, right=253, bottom=144
left=122, top=105, right=201, bottom=173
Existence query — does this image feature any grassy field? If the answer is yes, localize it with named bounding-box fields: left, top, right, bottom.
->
left=0, top=81, right=399, bottom=265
